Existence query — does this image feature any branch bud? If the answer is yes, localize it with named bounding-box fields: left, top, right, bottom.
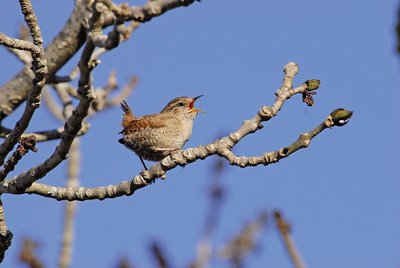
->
left=330, top=108, right=353, bottom=126
left=304, top=79, right=320, bottom=91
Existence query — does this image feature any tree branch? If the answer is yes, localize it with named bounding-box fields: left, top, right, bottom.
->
left=105, top=0, right=199, bottom=23
left=0, top=0, right=198, bottom=121
left=0, top=123, right=90, bottom=143
left=0, top=62, right=353, bottom=201
left=274, top=211, right=306, bottom=268
left=191, top=158, right=226, bottom=268
left=58, top=139, right=80, bottom=268
left=92, top=74, right=139, bottom=114
left=0, top=0, right=101, bottom=191
left=3, top=25, right=32, bottom=65
left=0, top=0, right=47, bottom=166
left=5, top=47, right=32, bottom=66
left=0, top=0, right=88, bottom=120
left=19, top=238, right=43, bottom=268
left=0, top=135, right=37, bottom=182
left=0, top=34, right=41, bottom=54
left=219, top=211, right=268, bottom=266
left=41, top=87, right=67, bottom=122
left=149, top=241, right=171, bottom=268
left=17, top=109, right=339, bottom=201
left=0, top=199, right=12, bottom=263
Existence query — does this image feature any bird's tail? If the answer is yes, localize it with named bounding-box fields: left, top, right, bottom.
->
left=121, top=100, right=135, bottom=128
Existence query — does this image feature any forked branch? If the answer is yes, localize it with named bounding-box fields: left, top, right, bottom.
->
left=0, top=62, right=353, bottom=201
left=0, top=0, right=47, bottom=166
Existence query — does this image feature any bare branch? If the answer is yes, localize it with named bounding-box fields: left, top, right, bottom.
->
left=117, top=258, right=134, bottom=268
left=47, top=66, right=80, bottom=86
left=91, top=74, right=139, bottom=114
left=0, top=136, right=37, bottom=182
left=47, top=68, right=137, bottom=120
left=0, top=199, right=12, bottom=263
left=0, top=62, right=352, bottom=200
left=216, top=119, right=327, bottom=167
left=0, top=0, right=102, bottom=190
left=43, top=66, right=80, bottom=121
left=41, top=87, right=65, bottom=121
left=7, top=49, right=32, bottom=65
left=0, top=0, right=197, bottom=121
left=0, top=0, right=89, bottom=120
left=1, top=108, right=345, bottom=200
left=190, top=158, right=226, bottom=268
left=58, top=139, right=80, bottom=268
left=90, top=71, right=118, bottom=113
left=0, top=0, right=47, bottom=166
left=149, top=241, right=171, bottom=268
left=105, top=75, right=139, bottom=108
left=18, top=24, right=31, bottom=42
left=47, top=75, right=72, bottom=84
left=103, top=70, right=118, bottom=94
left=54, top=84, right=76, bottom=119
left=19, top=0, right=43, bottom=45
left=219, top=211, right=268, bottom=267
left=20, top=180, right=137, bottom=201
left=91, top=18, right=140, bottom=49
left=91, top=2, right=124, bottom=50
left=19, top=238, right=43, bottom=268
left=106, top=0, right=199, bottom=23
left=0, top=123, right=90, bottom=143
left=274, top=211, right=306, bottom=268
left=0, top=33, right=40, bottom=54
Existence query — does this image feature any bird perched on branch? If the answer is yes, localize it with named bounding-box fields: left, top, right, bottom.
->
left=119, top=96, right=203, bottom=169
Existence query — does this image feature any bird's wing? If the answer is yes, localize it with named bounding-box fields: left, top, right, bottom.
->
left=122, top=114, right=167, bottom=133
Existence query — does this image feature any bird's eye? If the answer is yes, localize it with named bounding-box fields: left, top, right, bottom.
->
left=178, top=102, right=185, bottom=107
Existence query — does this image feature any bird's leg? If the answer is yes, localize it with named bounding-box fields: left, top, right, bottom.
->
left=138, top=155, right=148, bottom=170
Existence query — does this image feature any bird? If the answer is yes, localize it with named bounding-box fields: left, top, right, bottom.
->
left=119, top=95, right=203, bottom=169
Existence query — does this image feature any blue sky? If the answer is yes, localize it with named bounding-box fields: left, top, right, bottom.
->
left=0, top=0, right=399, bottom=267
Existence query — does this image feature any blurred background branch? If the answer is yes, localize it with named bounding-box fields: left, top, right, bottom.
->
left=274, top=211, right=306, bottom=268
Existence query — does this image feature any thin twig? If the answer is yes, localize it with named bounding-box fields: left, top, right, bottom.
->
left=117, top=258, right=134, bottom=268
left=41, top=87, right=65, bottom=121
left=6, top=25, right=32, bottom=64
left=0, top=33, right=40, bottom=54
left=0, top=124, right=90, bottom=143
left=0, top=63, right=352, bottom=200
left=5, top=47, right=32, bottom=65
left=53, top=84, right=75, bottom=119
left=150, top=241, right=171, bottom=268
left=274, top=211, right=306, bottom=268
left=0, top=0, right=197, bottom=121
left=219, top=211, right=268, bottom=267
left=0, top=199, right=12, bottom=263
left=191, top=158, right=226, bottom=268
left=91, top=75, right=139, bottom=115
left=0, top=136, right=37, bottom=182
left=105, top=76, right=139, bottom=108
left=106, top=0, right=198, bottom=23
left=58, top=139, right=80, bottom=268
left=10, top=104, right=341, bottom=201
left=19, top=238, right=43, bottom=268
left=0, top=0, right=47, bottom=166
left=0, top=0, right=101, bottom=190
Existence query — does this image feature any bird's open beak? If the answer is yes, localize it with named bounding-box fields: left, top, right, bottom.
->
left=189, top=95, right=205, bottom=113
